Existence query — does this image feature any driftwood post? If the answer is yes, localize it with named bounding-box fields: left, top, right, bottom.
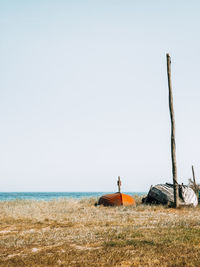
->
left=117, top=176, right=121, bottom=193
left=166, top=54, right=179, bottom=208
left=192, top=165, right=198, bottom=197
left=192, top=165, right=197, bottom=188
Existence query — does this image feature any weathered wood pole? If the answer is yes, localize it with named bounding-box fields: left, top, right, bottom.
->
left=192, top=165, right=197, bottom=188
left=192, top=165, right=198, bottom=196
left=117, top=176, right=121, bottom=193
left=166, top=54, right=179, bottom=208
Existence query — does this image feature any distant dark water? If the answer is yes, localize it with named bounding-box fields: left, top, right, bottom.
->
left=0, top=192, right=146, bottom=201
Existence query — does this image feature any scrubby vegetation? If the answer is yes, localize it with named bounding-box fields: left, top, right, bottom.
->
left=0, top=196, right=200, bottom=266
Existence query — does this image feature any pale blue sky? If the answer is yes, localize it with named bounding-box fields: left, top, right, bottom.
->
left=1, top=1, right=200, bottom=192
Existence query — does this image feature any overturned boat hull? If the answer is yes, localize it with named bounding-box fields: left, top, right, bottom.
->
left=143, top=183, right=198, bottom=207
left=98, top=192, right=135, bottom=206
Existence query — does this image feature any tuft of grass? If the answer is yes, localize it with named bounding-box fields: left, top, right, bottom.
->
left=104, top=239, right=155, bottom=247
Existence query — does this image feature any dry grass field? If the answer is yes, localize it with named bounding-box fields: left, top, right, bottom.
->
left=1, top=196, right=200, bottom=266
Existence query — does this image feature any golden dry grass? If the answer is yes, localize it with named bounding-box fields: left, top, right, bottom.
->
left=0, top=196, right=200, bottom=266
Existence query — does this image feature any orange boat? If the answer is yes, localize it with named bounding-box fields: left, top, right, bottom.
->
left=97, top=177, right=135, bottom=206
left=98, top=192, right=135, bottom=206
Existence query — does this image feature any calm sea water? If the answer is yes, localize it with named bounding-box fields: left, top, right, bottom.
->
left=0, top=192, right=146, bottom=201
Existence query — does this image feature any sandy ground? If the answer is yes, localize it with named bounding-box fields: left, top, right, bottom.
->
left=0, top=197, right=200, bottom=266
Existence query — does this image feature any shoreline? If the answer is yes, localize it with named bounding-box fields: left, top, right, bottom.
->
left=0, top=192, right=147, bottom=202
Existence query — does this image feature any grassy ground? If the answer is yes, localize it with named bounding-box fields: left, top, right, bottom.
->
left=0, top=196, right=200, bottom=266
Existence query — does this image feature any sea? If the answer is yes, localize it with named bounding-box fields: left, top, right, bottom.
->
left=0, top=192, right=146, bottom=201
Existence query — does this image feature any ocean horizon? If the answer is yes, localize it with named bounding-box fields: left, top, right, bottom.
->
left=0, top=192, right=146, bottom=201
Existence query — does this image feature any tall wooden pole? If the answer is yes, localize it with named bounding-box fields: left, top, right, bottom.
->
left=166, top=54, right=179, bottom=208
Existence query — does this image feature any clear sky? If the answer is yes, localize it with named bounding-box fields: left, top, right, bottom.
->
left=1, top=0, right=200, bottom=192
